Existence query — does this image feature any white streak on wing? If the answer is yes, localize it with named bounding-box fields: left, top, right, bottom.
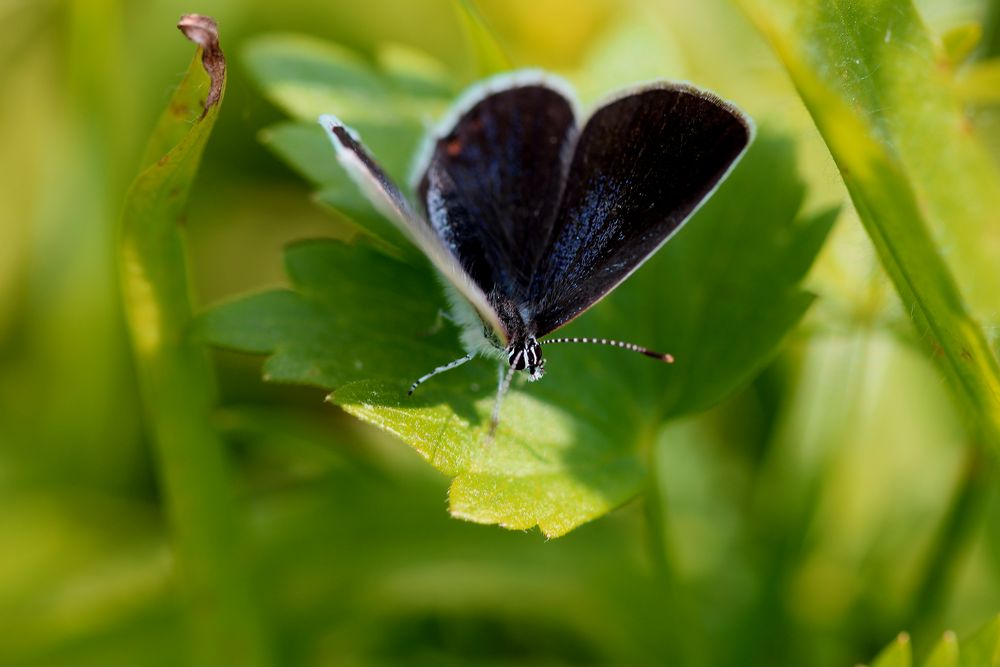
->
left=319, top=114, right=507, bottom=346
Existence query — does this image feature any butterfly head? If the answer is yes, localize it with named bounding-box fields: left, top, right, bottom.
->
left=507, top=336, right=545, bottom=381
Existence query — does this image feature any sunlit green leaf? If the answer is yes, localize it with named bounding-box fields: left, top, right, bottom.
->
left=924, top=631, right=959, bottom=667
left=199, top=130, right=832, bottom=536
left=959, top=614, right=1000, bottom=667
left=871, top=633, right=913, bottom=667
left=941, top=22, right=982, bottom=67
left=955, top=59, right=1000, bottom=104
left=866, top=615, right=1000, bottom=667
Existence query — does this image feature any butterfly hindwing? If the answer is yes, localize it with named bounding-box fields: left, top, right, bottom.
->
left=320, top=115, right=508, bottom=345
left=526, top=84, right=753, bottom=337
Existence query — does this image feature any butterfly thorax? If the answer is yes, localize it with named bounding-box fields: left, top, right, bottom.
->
left=490, top=290, right=545, bottom=381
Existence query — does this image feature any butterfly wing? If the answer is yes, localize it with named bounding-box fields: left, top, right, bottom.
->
left=526, top=84, right=753, bottom=337
left=412, top=71, right=578, bottom=305
left=320, top=115, right=507, bottom=344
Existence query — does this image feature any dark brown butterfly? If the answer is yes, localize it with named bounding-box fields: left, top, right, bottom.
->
left=321, top=70, right=752, bottom=432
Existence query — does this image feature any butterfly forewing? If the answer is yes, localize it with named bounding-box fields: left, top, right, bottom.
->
left=320, top=115, right=508, bottom=344
left=527, top=85, right=752, bottom=337
left=415, top=78, right=577, bottom=304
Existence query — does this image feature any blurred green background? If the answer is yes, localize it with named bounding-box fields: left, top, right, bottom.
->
left=3, top=0, right=1000, bottom=665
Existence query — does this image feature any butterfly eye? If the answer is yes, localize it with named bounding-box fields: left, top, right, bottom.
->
left=525, top=340, right=542, bottom=368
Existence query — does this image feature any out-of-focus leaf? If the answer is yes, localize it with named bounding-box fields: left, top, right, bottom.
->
left=375, top=42, right=458, bottom=99
left=248, top=38, right=456, bottom=248
left=923, top=631, right=959, bottom=667
left=200, top=131, right=832, bottom=536
left=955, top=59, right=1000, bottom=104
left=958, top=614, right=1000, bottom=667
left=450, top=0, right=511, bottom=78
left=119, top=15, right=272, bottom=667
left=941, top=22, right=983, bottom=67
left=741, top=0, right=1000, bottom=456
left=475, top=0, right=616, bottom=71
left=570, top=10, right=686, bottom=103
left=243, top=33, right=451, bottom=124
left=871, top=633, right=913, bottom=667
left=863, top=615, right=1000, bottom=667
left=260, top=120, right=414, bottom=248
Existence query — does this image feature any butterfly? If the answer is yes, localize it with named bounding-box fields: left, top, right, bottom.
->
left=320, top=70, right=752, bottom=434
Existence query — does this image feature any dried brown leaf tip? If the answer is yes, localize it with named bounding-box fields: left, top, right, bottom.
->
left=177, top=14, right=225, bottom=112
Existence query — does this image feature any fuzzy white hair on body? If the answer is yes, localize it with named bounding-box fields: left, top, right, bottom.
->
left=439, top=278, right=505, bottom=360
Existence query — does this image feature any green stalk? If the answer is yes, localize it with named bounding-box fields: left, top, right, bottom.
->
left=740, top=2, right=1000, bottom=460
left=644, top=434, right=707, bottom=667
left=119, top=16, right=273, bottom=667
left=906, top=446, right=991, bottom=654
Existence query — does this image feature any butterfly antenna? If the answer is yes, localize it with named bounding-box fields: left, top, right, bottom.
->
left=540, top=337, right=674, bottom=363
left=488, top=364, right=516, bottom=440
left=407, top=354, right=473, bottom=396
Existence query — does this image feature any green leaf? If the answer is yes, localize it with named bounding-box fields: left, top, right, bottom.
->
left=375, top=41, right=457, bottom=99
left=260, top=120, right=416, bottom=248
left=246, top=36, right=457, bottom=247
left=960, top=615, right=1000, bottom=667
left=864, top=614, right=1000, bottom=667
left=740, top=0, right=1000, bottom=456
left=243, top=33, right=452, bottom=125
left=941, top=22, right=983, bottom=67
left=120, top=15, right=273, bottom=667
left=955, top=59, right=1000, bottom=104
left=200, top=130, right=832, bottom=536
left=450, top=0, right=511, bottom=78
left=571, top=11, right=686, bottom=104
left=871, top=633, right=913, bottom=667
left=203, top=242, right=457, bottom=386
left=856, top=616, right=1000, bottom=667
left=924, top=632, right=959, bottom=667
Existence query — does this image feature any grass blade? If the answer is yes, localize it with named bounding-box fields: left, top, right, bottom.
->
left=740, top=0, right=1000, bottom=456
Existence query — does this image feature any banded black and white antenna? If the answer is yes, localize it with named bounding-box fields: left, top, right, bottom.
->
left=539, top=337, right=674, bottom=363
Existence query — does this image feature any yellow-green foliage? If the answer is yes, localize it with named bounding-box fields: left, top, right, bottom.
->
left=2, top=1, right=1000, bottom=666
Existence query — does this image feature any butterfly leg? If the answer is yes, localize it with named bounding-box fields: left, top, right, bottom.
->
left=407, top=354, right=473, bottom=396
left=488, top=363, right=516, bottom=439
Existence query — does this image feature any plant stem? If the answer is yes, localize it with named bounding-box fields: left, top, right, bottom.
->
left=644, top=434, right=706, bottom=667
left=740, top=0, right=1000, bottom=465
left=120, top=16, right=273, bottom=667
